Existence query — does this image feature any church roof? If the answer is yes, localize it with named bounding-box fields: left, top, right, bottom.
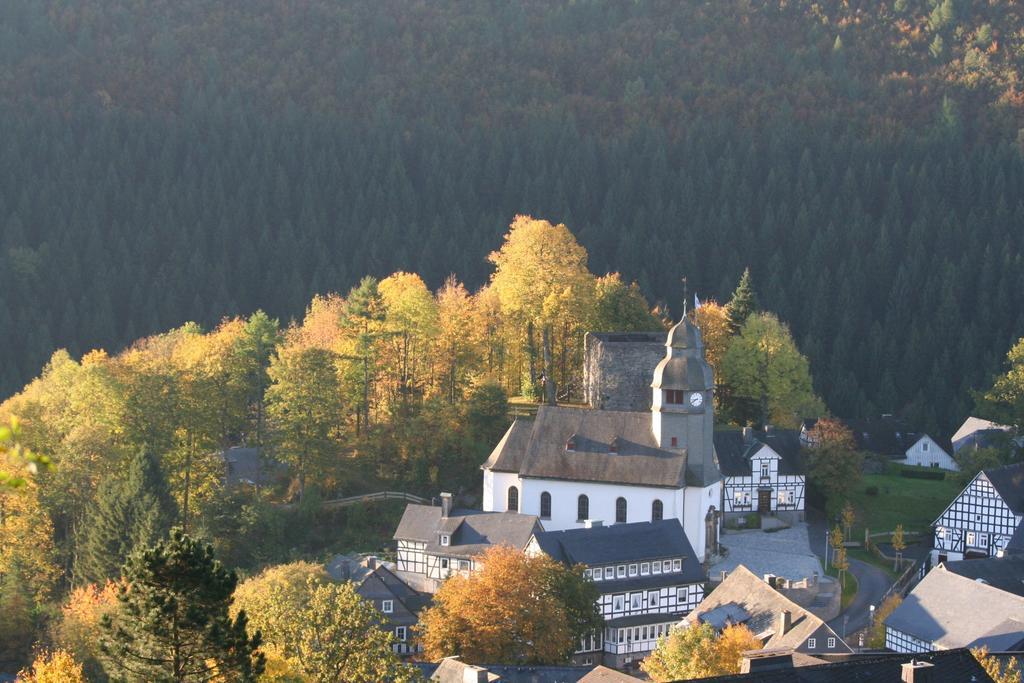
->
left=713, top=429, right=804, bottom=477
left=983, top=462, right=1024, bottom=514
left=484, top=405, right=694, bottom=488
left=652, top=317, right=714, bottom=391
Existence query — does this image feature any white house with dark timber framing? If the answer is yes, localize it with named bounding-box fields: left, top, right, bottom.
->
left=527, top=519, right=707, bottom=670
left=482, top=316, right=723, bottom=563
left=392, top=493, right=541, bottom=591
left=713, top=427, right=805, bottom=523
left=931, top=462, right=1024, bottom=565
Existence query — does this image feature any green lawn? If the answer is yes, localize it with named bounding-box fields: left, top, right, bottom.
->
left=842, top=466, right=962, bottom=539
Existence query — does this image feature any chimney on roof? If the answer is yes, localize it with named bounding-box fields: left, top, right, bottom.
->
left=584, top=519, right=603, bottom=529
left=901, top=660, right=935, bottom=683
left=743, top=427, right=754, bottom=444
left=777, top=610, right=792, bottom=636
left=440, top=492, right=453, bottom=519
left=365, top=556, right=377, bottom=570
left=763, top=424, right=774, bottom=434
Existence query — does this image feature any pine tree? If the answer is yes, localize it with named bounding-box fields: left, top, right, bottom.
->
left=75, top=449, right=177, bottom=585
left=100, top=529, right=264, bottom=682
left=726, top=268, right=758, bottom=335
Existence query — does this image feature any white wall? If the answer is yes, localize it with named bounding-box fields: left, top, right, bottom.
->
left=904, top=435, right=958, bottom=471
left=488, top=476, right=719, bottom=562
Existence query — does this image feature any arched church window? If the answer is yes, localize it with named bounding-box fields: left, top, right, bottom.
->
left=652, top=499, right=663, bottom=522
left=540, top=492, right=551, bottom=519
left=616, top=497, right=627, bottom=524
left=507, top=486, right=519, bottom=512
left=577, top=494, right=589, bottom=521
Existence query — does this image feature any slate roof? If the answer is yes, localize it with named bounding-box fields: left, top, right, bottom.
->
left=577, top=666, right=643, bottom=683
left=885, top=564, right=1024, bottom=651
left=942, top=556, right=1024, bottom=597
left=953, top=416, right=1013, bottom=445
left=713, top=429, right=804, bottom=477
left=483, top=405, right=695, bottom=488
left=1005, top=520, right=1024, bottom=556
left=531, top=519, right=706, bottom=583
left=393, top=504, right=541, bottom=558
left=694, top=648, right=994, bottom=682
left=839, top=416, right=918, bottom=456
left=984, top=462, right=1024, bottom=514
left=686, top=565, right=851, bottom=653
left=416, top=658, right=596, bottom=683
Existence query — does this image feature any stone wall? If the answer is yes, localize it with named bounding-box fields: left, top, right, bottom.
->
left=583, top=332, right=666, bottom=411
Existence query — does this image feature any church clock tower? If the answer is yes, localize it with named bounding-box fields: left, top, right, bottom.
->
left=651, top=316, right=721, bottom=487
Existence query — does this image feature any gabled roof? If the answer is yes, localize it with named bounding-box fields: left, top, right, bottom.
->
left=530, top=519, right=705, bottom=583
left=983, top=462, right=1024, bottom=514
left=953, top=416, right=1013, bottom=444
left=393, top=504, right=542, bottom=558
left=885, top=564, right=1024, bottom=651
left=417, top=658, right=597, bottom=682
left=839, top=416, right=919, bottom=456
left=694, top=648, right=994, bottom=682
left=1005, top=520, right=1024, bottom=556
left=713, top=429, right=804, bottom=477
left=686, top=565, right=851, bottom=653
left=577, top=666, right=643, bottom=682
left=483, top=405, right=694, bottom=488
left=943, top=556, right=1024, bottom=597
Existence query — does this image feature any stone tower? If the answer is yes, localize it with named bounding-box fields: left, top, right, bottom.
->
left=650, top=316, right=721, bottom=487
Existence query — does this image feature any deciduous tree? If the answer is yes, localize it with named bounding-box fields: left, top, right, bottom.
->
left=803, top=418, right=863, bottom=506
left=642, top=622, right=761, bottom=681
left=16, top=649, right=87, bottom=683
left=867, top=595, right=902, bottom=648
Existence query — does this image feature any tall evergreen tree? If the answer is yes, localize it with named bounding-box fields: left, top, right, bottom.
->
left=100, top=528, right=264, bottom=682
left=726, top=268, right=758, bottom=335
left=75, top=449, right=177, bottom=585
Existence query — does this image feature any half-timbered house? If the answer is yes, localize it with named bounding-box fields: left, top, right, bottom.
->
left=393, top=493, right=542, bottom=591
left=685, top=565, right=852, bottom=657
left=931, top=462, right=1024, bottom=564
left=714, top=428, right=805, bottom=523
left=527, top=519, right=707, bottom=670
left=482, top=316, right=723, bottom=563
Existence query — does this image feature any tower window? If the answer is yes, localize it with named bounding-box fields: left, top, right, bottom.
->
left=577, top=494, right=589, bottom=521
left=540, top=491, right=551, bottom=519
left=616, top=497, right=627, bottom=523
left=665, top=390, right=685, bottom=404
left=652, top=499, right=663, bottom=522
left=507, top=486, right=519, bottom=512
left=670, top=436, right=678, bottom=448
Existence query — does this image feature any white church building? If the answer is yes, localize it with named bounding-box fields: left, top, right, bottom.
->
left=482, top=316, right=723, bottom=562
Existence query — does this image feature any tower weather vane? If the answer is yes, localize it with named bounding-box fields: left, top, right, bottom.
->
left=681, top=276, right=688, bottom=317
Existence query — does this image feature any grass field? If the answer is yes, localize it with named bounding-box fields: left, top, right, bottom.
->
left=842, top=465, right=962, bottom=538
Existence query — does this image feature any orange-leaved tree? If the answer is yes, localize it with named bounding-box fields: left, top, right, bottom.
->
left=417, top=544, right=600, bottom=664
left=643, top=622, right=762, bottom=681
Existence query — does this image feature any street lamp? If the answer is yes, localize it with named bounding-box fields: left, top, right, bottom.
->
left=869, top=604, right=876, bottom=626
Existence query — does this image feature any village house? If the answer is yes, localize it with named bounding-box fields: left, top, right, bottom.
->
left=884, top=558, right=1024, bottom=653
left=327, top=554, right=429, bottom=656
left=527, top=519, right=707, bottom=669
left=713, top=427, right=805, bottom=523
left=952, top=416, right=1017, bottom=453
left=931, top=461, right=1024, bottom=564
left=482, top=316, right=723, bottom=563
left=393, top=492, right=542, bottom=590
left=684, top=565, right=852, bottom=657
left=800, top=416, right=956, bottom=471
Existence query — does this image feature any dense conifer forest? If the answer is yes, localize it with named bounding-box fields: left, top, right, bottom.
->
left=4, top=0, right=1024, bottom=434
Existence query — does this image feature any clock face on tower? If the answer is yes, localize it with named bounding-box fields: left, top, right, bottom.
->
left=689, top=392, right=704, bottom=408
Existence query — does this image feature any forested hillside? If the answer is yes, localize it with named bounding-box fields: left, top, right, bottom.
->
left=3, top=0, right=1024, bottom=434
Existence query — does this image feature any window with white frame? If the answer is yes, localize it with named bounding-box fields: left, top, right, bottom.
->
left=778, top=490, right=794, bottom=505
left=808, top=638, right=816, bottom=649
left=458, top=560, right=470, bottom=571
left=630, top=593, right=642, bottom=610
left=662, top=560, right=672, bottom=573
left=440, top=534, right=450, bottom=546
left=382, top=600, right=394, bottom=614
left=677, top=587, right=686, bottom=602
left=827, top=637, right=836, bottom=648
left=648, top=591, right=659, bottom=608
left=734, top=490, right=751, bottom=506
left=641, top=562, right=650, bottom=575
left=760, top=462, right=770, bottom=478
left=922, top=441, right=930, bottom=452
left=440, top=557, right=449, bottom=570
left=396, top=626, right=407, bottom=641
left=584, top=568, right=592, bottom=578
left=613, top=595, right=625, bottom=611
left=653, top=560, right=662, bottom=574
left=592, top=568, right=601, bottom=581
left=672, top=558, right=682, bottom=572
left=967, top=531, right=976, bottom=546
left=629, top=564, right=638, bottom=577
left=604, top=567, right=614, bottom=580
left=617, top=565, right=626, bottom=579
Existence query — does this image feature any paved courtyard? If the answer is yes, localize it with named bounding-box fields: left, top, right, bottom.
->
left=711, top=523, right=824, bottom=581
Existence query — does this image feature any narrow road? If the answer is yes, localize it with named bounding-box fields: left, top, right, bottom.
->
left=827, top=558, right=891, bottom=639
left=807, top=509, right=893, bottom=642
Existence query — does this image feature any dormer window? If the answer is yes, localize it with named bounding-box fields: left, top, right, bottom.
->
left=440, top=534, right=450, bottom=546
left=566, top=435, right=578, bottom=452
